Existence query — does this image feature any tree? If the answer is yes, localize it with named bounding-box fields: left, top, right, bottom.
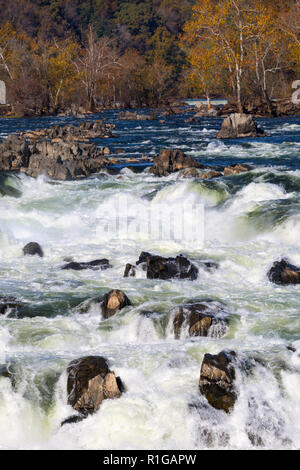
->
left=0, top=22, right=16, bottom=79
left=184, top=45, right=225, bottom=108
left=75, top=26, right=121, bottom=110
left=182, top=0, right=294, bottom=112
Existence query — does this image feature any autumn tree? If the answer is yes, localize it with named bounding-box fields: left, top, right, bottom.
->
left=75, top=26, right=121, bottom=110
left=182, top=0, right=295, bottom=112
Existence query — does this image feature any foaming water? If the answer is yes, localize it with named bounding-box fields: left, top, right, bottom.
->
left=0, top=112, right=300, bottom=449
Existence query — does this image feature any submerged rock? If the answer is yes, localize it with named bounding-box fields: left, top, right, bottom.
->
left=136, top=252, right=198, bottom=281
left=101, top=289, right=132, bottom=319
left=0, top=296, right=23, bottom=315
left=62, top=259, right=111, bottom=271
left=216, top=113, right=267, bottom=139
left=178, top=168, right=222, bottom=179
left=150, top=149, right=204, bottom=177
left=65, top=356, right=123, bottom=419
left=199, top=350, right=237, bottom=413
left=23, top=242, right=44, bottom=257
left=173, top=301, right=228, bottom=339
left=224, top=164, right=252, bottom=176
left=268, top=259, right=300, bottom=285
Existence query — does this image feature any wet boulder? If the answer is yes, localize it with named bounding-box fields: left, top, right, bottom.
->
left=101, top=289, right=132, bottom=319
left=224, top=163, right=252, bottom=176
left=136, top=252, right=198, bottom=281
left=23, top=242, right=44, bottom=257
left=62, top=259, right=111, bottom=271
left=0, top=296, right=23, bottom=315
left=216, top=114, right=267, bottom=139
left=151, top=149, right=204, bottom=177
left=173, top=301, right=228, bottom=339
left=123, top=263, right=136, bottom=278
left=199, top=350, right=237, bottom=413
left=179, top=168, right=222, bottom=179
left=65, top=356, right=123, bottom=418
left=268, top=259, right=300, bottom=285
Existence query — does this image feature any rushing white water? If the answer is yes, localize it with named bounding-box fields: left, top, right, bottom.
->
left=0, top=112, right=300, bottom=449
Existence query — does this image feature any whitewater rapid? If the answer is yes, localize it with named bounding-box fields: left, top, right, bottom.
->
left=0, top=112, right=300, bottom=449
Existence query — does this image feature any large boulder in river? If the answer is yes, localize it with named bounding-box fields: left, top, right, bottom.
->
left=101, top=289, right=132, bottom=319
left=66, top=356, right=123, bottom=418
left=173, top=301, right=228, bottom=339
left=23, top=242, right=44, bottom=257
left=216, top=114, right=267, bottom=139
left=268, top=259, right=300, bottom=285
left=136, top=252, right=198, bottom=281
left=199, top=350, right=237, bottom=413
left=151, top=149, right=204, bottom=177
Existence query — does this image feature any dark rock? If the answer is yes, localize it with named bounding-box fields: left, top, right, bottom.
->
left=149, top=254, right=198, bottom=281
left=268, top=259, right=300, bottom=285
left=0, top=296, right=23, bottom=315
left=199, top=350, right=237, bottom=413
left=136, top=252, right=198, bottom=281
left=23, top=242, right=44, bottom=257
left=62, top=259, right=111, bottom=271
left=136, top=252, right=153, bottom=266
left=101, top=289, right=132, bottom=319
left=151, top=149, right=204, bottom=177
left=173, top=301, right=228, bottom=339
left=61, top=414, right=86, bottom=426
left=216, top=114, right=267, bottom=139
left=124, top=263, right=136, bottom=278
left=66, top=356, right=123, bottom=417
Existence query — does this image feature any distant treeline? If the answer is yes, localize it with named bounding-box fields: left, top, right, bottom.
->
left=0, top=0, right=299, bottom=115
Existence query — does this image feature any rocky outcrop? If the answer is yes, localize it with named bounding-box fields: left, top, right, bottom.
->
left=21, top=120, right=116, bottom=142
left=101, top=289, right=132, bottom=319
left=118, top=111, right=153, bottom=121
left=199, top=350, right=237, bottom=413
left=27, top=140, right=110, bottom=180
left=136, top=252, right=198, bottom=281
left=268, top=259, right=300, bottom=285
left=62, top=259, right=111, bottom=271
left=23, top=242, right=44, bottom=257
left=0, top=136, right=111, bottom=180
left=223, top=164, right=252, bottom=176
left=0, top=121, right=116, bottom=180
left=150, top=149, right=204, bottom=177
left=173, top=301, right=228, bottom=339
left=65, top=356, right=123, bottom=419
left=216, top=114, right=267, bottom=139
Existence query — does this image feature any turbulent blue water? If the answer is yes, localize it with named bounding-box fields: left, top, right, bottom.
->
left=0, top=109, right=300, bottom=449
